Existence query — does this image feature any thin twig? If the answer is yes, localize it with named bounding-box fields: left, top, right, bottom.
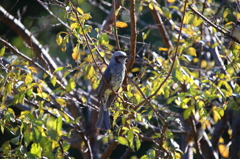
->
left=112, top=0, right=121, bottom=50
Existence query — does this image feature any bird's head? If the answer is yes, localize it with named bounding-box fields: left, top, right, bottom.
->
left=110, top=51, right=132, bottom=64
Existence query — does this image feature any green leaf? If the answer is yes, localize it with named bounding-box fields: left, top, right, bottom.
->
left=118, top=136, right=128, bottom=147
left=48, top=129, right=59, bottom=141
left=51, top=76, right=57, bottom=86
left=0, top=46, right=5, bottom=56
left=223, top=8, right=230, bottom=18
left=183, top=106, right=194, bottom=119
left=30, top=143, right=41, bottom=157
left=11, top=135, right=20, bottom=145
left=32, top=126, right=42, bottom=143
left=172, top=65, right=182, bottom=82
left=66, top=78, right=76, bottom=92
left=128, top=129, right=134, bottom=150
left=147, top=149, right=156, bottom=158
left=140, top=155, right=148, bottom=159
left=98, top=33, right=109, bottom=45
left=55, top=116, right=62, bottom=132
left=53, top=66, right=65, bottom=73
left=25, top=73, right=33, bottom=85
left=142, top=29, right=151, bottom=40
left=135, top=137, right=141, bottom=151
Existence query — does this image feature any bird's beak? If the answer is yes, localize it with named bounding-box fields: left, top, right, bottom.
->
left=126, top=55, right=132, bottom=58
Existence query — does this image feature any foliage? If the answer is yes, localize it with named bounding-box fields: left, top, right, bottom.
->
left=0, top=0, right=240, bottom=159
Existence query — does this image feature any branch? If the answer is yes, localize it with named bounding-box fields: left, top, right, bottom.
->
left=100, top=0, right=122, bottom=32
left=100, top=140, right=118, bottom=159
left=112, top=0, right=121, bottom=50
left=126, top=0, right=137, bottom=73
left=189, top=4, right=240, bottom=44
left=0, top=6, right=66, bottom=84
left=150, top=2, right=173, bottom=48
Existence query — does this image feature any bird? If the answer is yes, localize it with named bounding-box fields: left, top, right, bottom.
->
left=184, top=122, right=204, bottom=153
left=95, top=51, right=131, bottom=130
left=231, top=20, right=240, bottom=42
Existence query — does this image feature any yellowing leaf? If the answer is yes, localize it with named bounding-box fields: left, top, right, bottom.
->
left=223, top=8, right=230, bottom=18
left=56, top=98, right=67, bottom=106
left=148, top=3, right=154, bottom=10
left=72, top=52, right=78, bottom=60
left=0, top=46, right=5, bottom=56
left=201, top=60, right=208, bottom=68
left=27, top=66, right=37, bottom=73
left=131, top=67, right=140, bottom=72
left=72, top=45, right=80, bottom=60
left=118, top=136, right=128, bottom=146
left=61, top=45, right=66, bottom=52
left=225, top=21, right=234, bottom=26
left=82, top=13, right=92, bottom=20
left=116, top=21, right=128, bottom=28
left=56, top=34, right=63, bottom=45
left=186, top=47, right=197, bottom=56
left=218, top=144, right=229, bottom=158
left=158, top=47, right=168, bottom=51
left=167, top=0, right=176, bottom=3
left=77, top=7, right=84, bottom=15
left=70, top=23, right=79, bottom=30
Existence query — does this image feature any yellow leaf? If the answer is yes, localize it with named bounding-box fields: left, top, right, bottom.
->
left=56, top=98, right=67, bottom=106
left=27, top=66, right=38, bottom=73
left=72, top=46, right=80, bottom=60
left=186, top=47, right=197, bottom=56
left=116, top=21, right=128, bottom=28
left=201, top=60, right=208, bottom=68
left=70, top=23, right=79, bottom=30
left=56, top=34, right=62, bottom=45
left=131, top=67, right=140, bottom=72
left=167, top=0, right=176, bottom=3
left=158, top=47, right=168, bottom=51
left=61, top=45, right=66, bottom=52
left=225, top=21, right=234, bottom=26
left=77, top=7, right=84, bottom=15
left=237, top=13, right=240, bottom=20
left=218, top=144, right=229, bottom=158
left=72, top=52, right=78, bottom=60
left=148, top=3, right=154, bottom=10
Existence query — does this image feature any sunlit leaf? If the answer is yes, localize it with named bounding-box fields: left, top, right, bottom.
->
left=218, top=144, right=229, bottom=158
left=128, top=129, right=134, bottom=150
left=183, top=106, right=194, bottom=119
left=0, top=46, right=5, bottom=56
left=66, top=78, right=76, bottom=92
left=116, top=21, right=128, bottom=28
left=30, top=143, right=41, bottom=157
left=158, top=47, right=168, bottom=51
left=135, top=137, right=141, bottom=151
left=118, top=136, right=128, bottom=147
left=56, top=98, right=66, bottom=106
left=186, top=47, right=197, bottom=56
left=77, top=7, right=84, bottom=15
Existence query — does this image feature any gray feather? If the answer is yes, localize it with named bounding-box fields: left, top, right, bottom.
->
left=97, top=66, right=112, bottom=99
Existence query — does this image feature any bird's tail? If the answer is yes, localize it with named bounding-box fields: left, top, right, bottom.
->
left=95, top=105, right=111, bottom=130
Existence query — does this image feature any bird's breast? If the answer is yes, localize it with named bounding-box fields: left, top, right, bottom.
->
left=109, top=64, right=125, bottom=91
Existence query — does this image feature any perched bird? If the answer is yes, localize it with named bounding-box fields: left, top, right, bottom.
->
left=231, top=20, right=240, bottom=42
left=96, top=51, right=131, bottom=130
left=184, top=122, right=204, bottom=153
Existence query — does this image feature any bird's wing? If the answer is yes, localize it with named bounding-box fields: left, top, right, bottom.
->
left=97, top=66, right=112, bottom=99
